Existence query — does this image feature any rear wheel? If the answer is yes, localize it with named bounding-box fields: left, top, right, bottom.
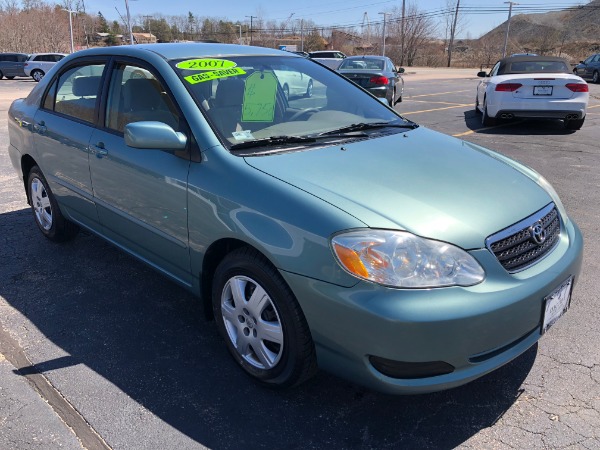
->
left=304, top=80, right=313, bottom=98
left=6, top=76, right=14, bottom=80
left=592, top=71, right=599, bottom=84
left=481, top=98, right=496, bottom=126
left=565, top=117, right=585, bottom=130
left=27, top=166, right=79, bottom=242
left=212, top=247, right=317, bottom=388
left=31, top=69, right=45, bottom=82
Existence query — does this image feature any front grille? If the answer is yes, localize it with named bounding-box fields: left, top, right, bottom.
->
left=486, top=203, right=561, bottom=272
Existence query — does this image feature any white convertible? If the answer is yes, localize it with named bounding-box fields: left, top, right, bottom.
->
left=476, top=55, right=589, bottom=130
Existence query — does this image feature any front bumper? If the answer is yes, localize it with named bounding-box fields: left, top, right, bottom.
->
left=282, top=219, right=583, bottom=394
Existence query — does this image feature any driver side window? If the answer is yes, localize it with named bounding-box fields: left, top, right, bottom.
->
left=105, top=64, right=180, bottom=133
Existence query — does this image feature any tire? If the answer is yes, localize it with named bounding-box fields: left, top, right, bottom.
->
left=304, top=79, right=313, bottom=98
left=27, top=166, right=79, bottom=242
left=31, top=70, right=45, bottom=82
left=6, top=76, right=14, bottom=80
left=282, top=84, right=290, bottom=101
left=388, top=88, right=395, bottom=106
left=474, top=96, right=482, bottom=114
left=212, top=247, right=317, bottom=388
left=565, top=117, right=585, bottom=130
left=592, top=71, right=599, bottom=84
left=0, top=70, right=3, bottom=80
left=482, top=97, right=496, bottom=126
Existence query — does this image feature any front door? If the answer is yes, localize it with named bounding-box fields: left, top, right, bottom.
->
left=88, top=62, right=192, bottom=286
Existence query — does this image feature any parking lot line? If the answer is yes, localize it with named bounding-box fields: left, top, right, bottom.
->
left=408, top=100, right=470, bottom=106
left=402, top=103, right=472, bottom=115
left=409, top=90, right=471, bottom=98
left=452, top=120, right=525, bottom=137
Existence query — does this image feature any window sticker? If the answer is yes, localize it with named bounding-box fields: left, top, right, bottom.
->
left=241, top=71, right=278, bottom=122
left=232, top=130, right=254, bottom=141
left=176, top=59, right=237, bottom=70
left=184, top=67, right=246, bottom=85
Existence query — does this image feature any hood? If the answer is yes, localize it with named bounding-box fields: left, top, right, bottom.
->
left=244, top=127, right=552, bottom=249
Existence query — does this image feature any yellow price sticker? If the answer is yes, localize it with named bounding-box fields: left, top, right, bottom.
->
left=176, top=59, right=237, bottom=70
left=184, top=67, right=246, bottom=84
left=242, top=71, right=278, bottom=123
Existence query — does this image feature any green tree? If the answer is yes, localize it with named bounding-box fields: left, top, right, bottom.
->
left=97, top=11, right=110, bottom=33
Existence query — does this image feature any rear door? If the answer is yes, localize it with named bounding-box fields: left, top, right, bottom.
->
left=32, top=60, right=107, bottom=228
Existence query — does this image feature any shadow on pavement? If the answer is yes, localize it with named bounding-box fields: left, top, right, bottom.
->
left=464, top=110, right=578, bottom=135
left=0, top=208, right=537, bottom=449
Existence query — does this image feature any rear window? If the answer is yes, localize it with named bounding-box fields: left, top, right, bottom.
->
left=501, top=60, right=570, bottom=75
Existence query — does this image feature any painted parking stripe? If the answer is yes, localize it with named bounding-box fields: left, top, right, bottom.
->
left=408, top=100, right=470, bottom=105
left=409, top=90, right=472, bottom=98
left=401, top=103, right=472, bottom=115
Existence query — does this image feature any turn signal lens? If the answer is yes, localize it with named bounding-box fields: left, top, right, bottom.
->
left=495, top=83, right=522, bottom=92
left=566, top=83, right=588, bottom=92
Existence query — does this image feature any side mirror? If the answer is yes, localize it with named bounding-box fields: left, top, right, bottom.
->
left=477, top=71, right=488, bottom=78
left=398, top=67, right=405, bottom=74
left=125, top=121, right=187, bottom=150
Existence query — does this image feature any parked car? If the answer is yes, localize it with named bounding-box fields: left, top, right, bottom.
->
left=573, top=53, right=600, bottom=84
left=0, top=52, right=30, bottom=79
left=8, top=43, right=583, bottom=394
left=476, top=55, right=589, bottom=130
left=273, top=65, right=313, bottom=99
left=337, top=55, right=404, bottom=106
left=308, top=50, right=346, bottom=69
left=24, top=53, right=67, bottom=82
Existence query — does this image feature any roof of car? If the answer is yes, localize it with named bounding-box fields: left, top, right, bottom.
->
left=499, top=55, right=568, bottom=64
left=70, top=43, right=292, bottom=61
left=344, top=55, right=387, bottom=60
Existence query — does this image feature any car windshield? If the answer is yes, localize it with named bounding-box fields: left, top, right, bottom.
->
left=171, top=55, right=411, bottom=152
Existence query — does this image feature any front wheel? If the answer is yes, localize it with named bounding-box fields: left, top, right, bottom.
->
left=212, top=247, right=317, bottom=388
left=31, top=70, right=45, bottom=82
left=592, top=71, right=599, bottom=84
left=27, top=166, right=79, bottom=242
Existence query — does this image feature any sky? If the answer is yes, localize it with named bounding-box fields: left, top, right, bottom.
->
left=79, top=0, right=590, bottom=39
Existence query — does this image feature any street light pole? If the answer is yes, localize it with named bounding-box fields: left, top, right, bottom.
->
left=503, top=2, right=518, bottom=57
left=63, top=9, right=75, bottom=53
left=237, top=24, right=242, bottom=44
left=378, top=12, right=388, bottom=57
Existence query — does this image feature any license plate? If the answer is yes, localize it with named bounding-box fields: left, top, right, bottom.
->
left=534, top=86, right=553, bottom=96
left=542, top=276, right=573, bottom=334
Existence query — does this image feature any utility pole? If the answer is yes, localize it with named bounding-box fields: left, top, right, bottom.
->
left=245, top=15, right=256, bottom=45
left=237, top=24, right=242, bottom=44
left=378, top=12, right=388, bottom=57
left=503, top=2, right=518, bottom=57
left=143, top=15, right=153, bottom=42
left=400, top=0, right=405, bottom=66
left=447, top=0, right=460, bottom=67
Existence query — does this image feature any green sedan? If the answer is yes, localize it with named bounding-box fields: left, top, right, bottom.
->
left=7, top=43, right=583, bottom=394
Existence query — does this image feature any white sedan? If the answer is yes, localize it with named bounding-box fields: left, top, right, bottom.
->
left=476, top=55, right=589, bottom=130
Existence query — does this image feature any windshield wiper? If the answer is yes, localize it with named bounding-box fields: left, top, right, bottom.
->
left=229, top=135, right=317, bottom=151
left=317, top=121, right=419, bottom=136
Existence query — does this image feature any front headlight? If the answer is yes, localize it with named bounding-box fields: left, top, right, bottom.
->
left=331, top=230, right=485, bottom=288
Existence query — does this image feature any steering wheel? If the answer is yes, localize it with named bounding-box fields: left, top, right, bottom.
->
left=288, top=108, right=320, bottom=121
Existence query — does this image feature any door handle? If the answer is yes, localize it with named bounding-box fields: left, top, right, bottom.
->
left=33, top=121, right=47, bottom=134
left=90, top=142, right=108, bottom=158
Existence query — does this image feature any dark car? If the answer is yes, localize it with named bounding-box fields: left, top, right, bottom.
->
left=573, top=53, right=600, bottom=83
left=337, top=55, right=404, bottom=106
left=0, top=52, right=30, bottom=79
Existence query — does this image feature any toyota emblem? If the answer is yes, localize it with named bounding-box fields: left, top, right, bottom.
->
left=530, top=222, right=547, bottom=245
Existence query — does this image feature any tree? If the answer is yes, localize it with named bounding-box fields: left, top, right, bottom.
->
left=97, top=11, right=109, bottom=33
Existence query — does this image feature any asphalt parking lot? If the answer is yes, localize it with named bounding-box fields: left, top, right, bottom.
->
left=1, top=71, right=599, bottom=449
